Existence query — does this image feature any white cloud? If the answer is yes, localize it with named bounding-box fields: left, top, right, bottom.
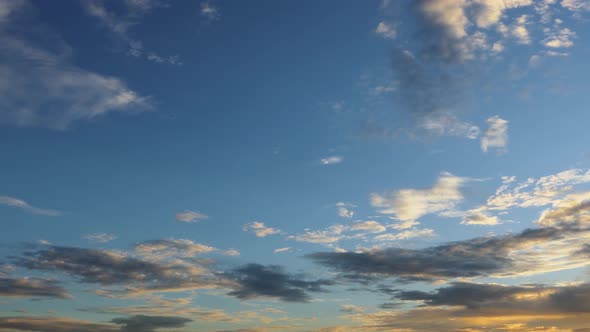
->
left=375, top=21, right=396, bottom=39
left=374, top=228, right=435, bottom=241
left=350, top=220, right=387, bottom=234
left=461, top=210, right=500, bottom=225
left=0, top=196, right=61, bottom=216
left=175, top=210, right=208, bottom=223
left=135, top=238, right=217, bottom=259
left=289, top=225, right=348, bottom=244
left=0, top=1, right=151, bottom=129
left=82, top=0, right=181, bottom=65
left=273, top=247, right=291, bottom=253
left=200, top=1, right=220, bottom=21
left=543, top=27, right=576, bottom=48
left=481, top=115, right=509, bottom=153
left=83, top=233, right=118, bottom=243
left=371, top=172, right=467, bottom=222
left=419, top=111, right=481, bottom=139
left=561, top=0, right=590, bottom=11
left=243, top=221, right=281, bottom=237
left=223, top=249, right=240, bottom=256
left=336, top=202, right=355, bottom=218
left=321, top=156, right=343, bottom=165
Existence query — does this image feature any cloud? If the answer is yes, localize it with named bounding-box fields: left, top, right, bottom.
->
left=350, top=221, right=387, bottom=234
left=562, top=0, right=590, bottom=12
left=375, top=21, right=396, bottom=39
left=0, top=316, right=118, bottom=332
left=310, top=192, right=590, bottom=282
left=243, top=222, right=281, bottom=237
left=224, top=264, right=334, bottom=302
left=374, top=228, right=435, bottom=241
left=200, top=1, right=220, bottom=21
left=273, top=247, right=291, bottom=253
left=320, top=156, right=343, bottom=165
left=0, top=277, right=70, bottom=299
left=481, top=115, right=509, bottom=153
left=289, top=225, right=348, bottom=245
left=0, top=196, right=61, bottom=216
left=370, top=172, right=467, bottom=222
left=0, top=1, right=151, bottom=129
left=111, top=315, right=191, bottom=332
left=461, top=209, right=500, bottom=225
left=84, top=233, right=117, bottom=243
left=81, top=0, right=181, bottom=65
left=419, top=111, right=481, bottom=139
left=14, top=245, right=229, bottom=294
left=175, top=210, right=208, bottom=223
left=134, top=238, right=217, bottom=258
left=336, top=202, right=355, bottom=219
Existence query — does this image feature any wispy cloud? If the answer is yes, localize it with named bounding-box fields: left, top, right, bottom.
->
left=0, top=196, right=61, bottom=216
left=0, top=1, right=151, bottom=129
left=320, top=156, right=343, bottom=165
left=84, top=233, right=117, bottom=243
left=175, top=210, right=208, bottom=223
left=375, top=21, right=396, bottom=39
left=200, top=1, right=220, bottom=21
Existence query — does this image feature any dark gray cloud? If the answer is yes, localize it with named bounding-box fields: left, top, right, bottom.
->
left=111, top=315, right=191, bottom=332
left=13, top=245, right=226, bottom=294
left=0, top=315, right=191, bottom=332
left=224, top=263, right=334, bottom=302
left=392, top=281, right=590, bottom=313
left=0, top=277, right=70, bottom=299
left=308, top=226, right=582, bottom=281
left=0, top=316, right=117, bottom=332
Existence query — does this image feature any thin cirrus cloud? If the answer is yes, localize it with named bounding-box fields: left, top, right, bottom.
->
left=175, top=210, right=208, bottom=223
left=0, top=0, right=151, bottom=130
left=320, top=156, right=343, bottom=165
left=81, top=0, right=182, bottom=65
left=84, top=233, right=118, bottom=243
left=0, top=196, right=62, bottom=216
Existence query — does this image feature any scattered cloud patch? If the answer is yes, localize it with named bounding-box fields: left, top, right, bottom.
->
left=375, top=21, right=396, bottom=39
left=243, top=222, right=281, bottom=237
left=481, top=115, right=509, bottom=153
left=175, top=210, right=208, bottom=223
left=0, top=196, right=61, bottom=216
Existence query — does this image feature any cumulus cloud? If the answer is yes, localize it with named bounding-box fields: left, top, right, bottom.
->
left=175, top=210, right=208, bottom=223
left=243, top=222, right=281, bottom=237
left=0, top=1, right=151, bottom=129
left=0, top=196, right=61, bottom=216
left=224, top=264, right=334, bottom=302
left=0, top=277, right=70, bottom=299
left=371, top=172, right=467, bottom=222
left=481, top=115, right=509, bottom=153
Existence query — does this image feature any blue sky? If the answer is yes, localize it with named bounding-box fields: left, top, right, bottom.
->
left=2, top=0, right=590, bottom=331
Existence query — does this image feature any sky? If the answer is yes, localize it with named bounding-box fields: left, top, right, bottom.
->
left=1, top=0, right=590, bottom=331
